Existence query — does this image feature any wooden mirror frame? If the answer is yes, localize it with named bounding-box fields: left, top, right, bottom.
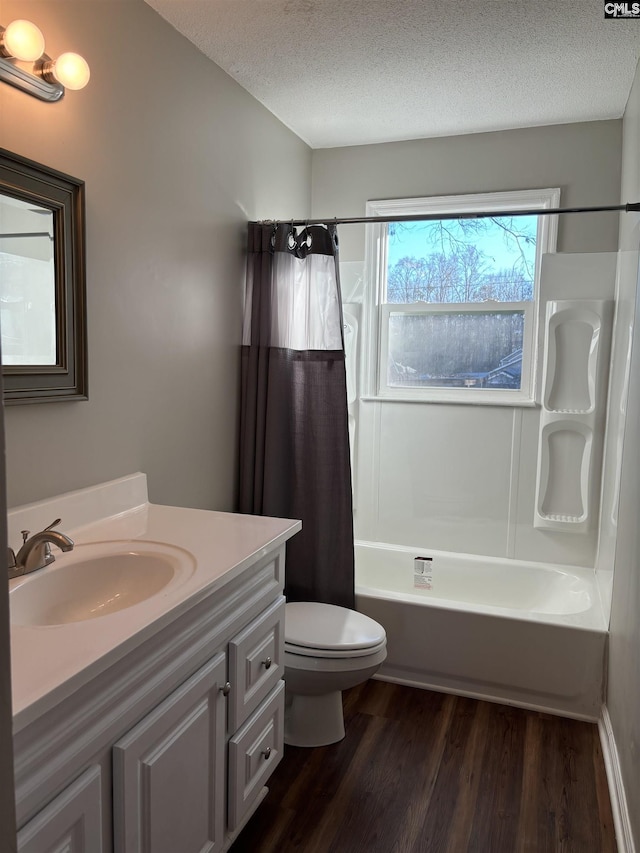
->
left=0, top=148, right=87, bottom=404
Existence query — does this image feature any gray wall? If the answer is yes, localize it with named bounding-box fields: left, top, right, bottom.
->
left=606, top=57, right=640, bottom=848
left=0, top=0, right=311, bottom=511
left=312, top=121, right=622, bottom=260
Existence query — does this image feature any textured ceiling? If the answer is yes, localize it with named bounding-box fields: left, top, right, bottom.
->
left=144, top=0, right=640, bottom=148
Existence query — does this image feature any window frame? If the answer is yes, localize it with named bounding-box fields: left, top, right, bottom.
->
left=362, top=188, right=560, bottom=406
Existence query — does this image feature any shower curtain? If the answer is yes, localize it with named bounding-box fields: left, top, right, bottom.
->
left=239, top=222, right=355, bottom=609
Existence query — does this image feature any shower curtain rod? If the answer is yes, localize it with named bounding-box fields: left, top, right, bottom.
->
left=254, top=202, right=640, bottom=228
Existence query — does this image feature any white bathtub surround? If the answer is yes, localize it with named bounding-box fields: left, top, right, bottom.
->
left=8, top=473, right=301, bottom=729
left=348, top=252, right=617, bottom=570
left=355, top=541, right=607, bottom=720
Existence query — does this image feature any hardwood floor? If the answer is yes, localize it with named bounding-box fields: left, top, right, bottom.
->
left=231, top=680, right=617, bottom=853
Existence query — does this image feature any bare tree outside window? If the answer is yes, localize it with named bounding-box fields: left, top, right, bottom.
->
left=387, top=216, right=536, bottom=304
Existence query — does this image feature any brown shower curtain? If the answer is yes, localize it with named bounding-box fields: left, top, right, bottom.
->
left=239, top=222, right=355, bottom=609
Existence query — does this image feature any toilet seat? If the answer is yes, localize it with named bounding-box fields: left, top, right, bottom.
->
left=284, top=643, right=388, bottom=672
left=285, top=602, right=386, bottom=659
left=285, top=639, right=387, bottom=659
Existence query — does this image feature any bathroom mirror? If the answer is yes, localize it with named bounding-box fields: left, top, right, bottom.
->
left=0, top=148, right=87, bottom=404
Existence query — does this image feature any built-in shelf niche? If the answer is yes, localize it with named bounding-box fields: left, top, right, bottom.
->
left=535, top=299, right=612, bottom=533
left=538, top=421, right=591, bottom=523
left=544, top=306, right=603, bottom=413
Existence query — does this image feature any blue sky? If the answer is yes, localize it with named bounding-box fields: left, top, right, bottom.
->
left=387, top=216, right=538, bottom=275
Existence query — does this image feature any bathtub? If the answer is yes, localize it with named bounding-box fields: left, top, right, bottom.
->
left=354, top=541, right=608, bottom=720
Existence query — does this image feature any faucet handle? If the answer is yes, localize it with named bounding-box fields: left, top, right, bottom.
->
left=19, top=520, right=61, bottom=546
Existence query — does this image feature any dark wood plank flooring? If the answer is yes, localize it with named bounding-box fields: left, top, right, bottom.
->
left=231, top=680, right=617, bottom=853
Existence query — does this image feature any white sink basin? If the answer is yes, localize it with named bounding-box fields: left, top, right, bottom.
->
left=10, top=540, right=196, bottom=626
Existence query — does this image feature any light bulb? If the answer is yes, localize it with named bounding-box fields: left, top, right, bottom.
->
left=1, top=19, right=45, bottom=61
left=45, top=52, right=90, bottom=90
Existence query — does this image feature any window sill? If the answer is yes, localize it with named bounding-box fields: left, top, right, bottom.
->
left=359, top=394, right=539, bottom=408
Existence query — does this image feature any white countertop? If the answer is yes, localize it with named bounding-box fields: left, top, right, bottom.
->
left=8, top=475, right=300, bottom=731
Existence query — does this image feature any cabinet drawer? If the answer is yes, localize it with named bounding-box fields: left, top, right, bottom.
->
left=228, top=680, right=285, bottom=831
left=228, top=595, right=285, bottom=730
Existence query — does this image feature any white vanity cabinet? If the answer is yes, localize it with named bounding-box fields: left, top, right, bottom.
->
left=228, top=679, right=285, bottom=832
left=13, top=544, right=290, bottom=853
left=113, top=653, right=227, bottom=853
left=17, top=765, right=103, bottom=853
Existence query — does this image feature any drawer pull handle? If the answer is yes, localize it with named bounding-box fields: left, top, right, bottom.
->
left=262, top=747, right=272, bottom=760
left=263, top=657, right=272, bottom=670
left=220, top=682, right=231, bottom=696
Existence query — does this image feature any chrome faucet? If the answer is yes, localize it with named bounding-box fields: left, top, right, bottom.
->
left=8, top=518, right=74, bottom=579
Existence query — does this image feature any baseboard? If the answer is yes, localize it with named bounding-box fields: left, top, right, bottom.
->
left=599, top=705, right=637, bottom=853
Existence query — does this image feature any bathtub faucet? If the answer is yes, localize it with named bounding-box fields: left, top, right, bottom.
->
left=8, top=518, right=74, bottom=579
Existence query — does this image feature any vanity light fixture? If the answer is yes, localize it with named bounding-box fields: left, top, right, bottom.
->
left=1, top=19, right=45, bottom=62
left=0, top=19, right=90, bottom=102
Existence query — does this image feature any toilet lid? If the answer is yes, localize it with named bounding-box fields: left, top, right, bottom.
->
left=285, top=602, right=386, bottom=652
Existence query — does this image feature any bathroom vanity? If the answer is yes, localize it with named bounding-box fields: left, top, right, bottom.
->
left=8, top=474, right=301, bottom=852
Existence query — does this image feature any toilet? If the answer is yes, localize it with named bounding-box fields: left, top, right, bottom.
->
left=283, top=601, right=387, bottom=747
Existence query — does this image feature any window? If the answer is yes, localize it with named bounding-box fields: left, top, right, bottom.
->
left=363, top=189, right=560, bottom=404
